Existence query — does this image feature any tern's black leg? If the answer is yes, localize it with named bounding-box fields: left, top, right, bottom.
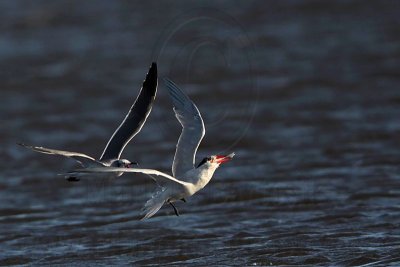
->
left=169, top=202, right=179, bottom=216
left=181, top=198, right=186, bottom=202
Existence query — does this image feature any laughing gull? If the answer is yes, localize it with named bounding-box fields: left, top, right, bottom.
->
left=19, top=62, right=158, bottom=181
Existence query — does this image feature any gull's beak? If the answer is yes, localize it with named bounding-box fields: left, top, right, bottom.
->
left=215, top=152, right=235, bottom=164
left=128, top=162, right=139, bottom=168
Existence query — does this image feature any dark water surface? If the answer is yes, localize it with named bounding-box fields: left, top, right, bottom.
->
left=1, top=1, right=400, bottom=266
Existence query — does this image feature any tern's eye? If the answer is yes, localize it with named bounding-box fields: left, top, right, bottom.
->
left=197, top=157, right=209, bottom=168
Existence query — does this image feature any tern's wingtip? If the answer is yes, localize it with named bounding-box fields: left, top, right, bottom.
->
left=140, top=213, right=150, bottom=221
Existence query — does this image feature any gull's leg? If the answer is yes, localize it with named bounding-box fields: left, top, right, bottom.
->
left=169, top=202, right=179, bottom=216
left=181, top=198, right=186, bottom=202
left=66, top=176, right=80, bottom=182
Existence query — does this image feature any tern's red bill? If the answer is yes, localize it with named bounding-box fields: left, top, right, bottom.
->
left=215, top=152, right=235, bottom=164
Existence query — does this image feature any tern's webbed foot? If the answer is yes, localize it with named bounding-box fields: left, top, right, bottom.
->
left=169, top=202, right=180, bottom=216
left=66, top=176, right=80, bottom=182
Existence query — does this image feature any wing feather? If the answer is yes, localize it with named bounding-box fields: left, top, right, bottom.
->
left=71, top=167, right=187, bottom=186
left=100, top=62, right=157, bottom=160
left=18, top=143, right=99, bottom=167
left=163, top=78, right=205, bottom=179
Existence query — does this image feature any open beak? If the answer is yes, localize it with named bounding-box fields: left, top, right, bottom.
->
left=215, top=152, right=235, bottom=164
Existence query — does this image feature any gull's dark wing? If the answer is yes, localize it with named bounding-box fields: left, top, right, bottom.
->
left=100, top=62, right=157, bottom=161
left=164, top=78, right=205, bottom=179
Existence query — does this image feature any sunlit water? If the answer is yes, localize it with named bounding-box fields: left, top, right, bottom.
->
left=1, top=1, right=400, bottom=266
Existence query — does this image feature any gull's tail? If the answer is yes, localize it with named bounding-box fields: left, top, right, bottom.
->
left=141, top=187, right=167, bottom=220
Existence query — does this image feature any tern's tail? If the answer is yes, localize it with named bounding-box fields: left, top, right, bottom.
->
left=141, top=187, right=167, bottom=220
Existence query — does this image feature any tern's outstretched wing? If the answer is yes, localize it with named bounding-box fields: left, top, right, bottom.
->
left=100, top=62, right=158, bottom=161
left=71, top=167, right=188, bottom=187
left=18, top=143, right=99, bottom=167
left=164, top=78, right=205, bottom=179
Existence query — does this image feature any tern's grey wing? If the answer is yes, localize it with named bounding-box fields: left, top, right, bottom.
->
left=18, top=143, right=99, bottom=167
left=100, top=62, right=158, bottom=161
left=164, top=78, right=205, bottom=179
left=71, top=167, right=187, bottom=187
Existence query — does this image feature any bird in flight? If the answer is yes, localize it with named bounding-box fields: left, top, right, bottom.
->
left=71, top=78, right=234, bottom=219
left=19, top=62, right=158, bottom=181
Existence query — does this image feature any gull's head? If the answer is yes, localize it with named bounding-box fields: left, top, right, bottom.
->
left=115, top=159, right=138, bottom=168
left=196, top=152, right=235, bottom=169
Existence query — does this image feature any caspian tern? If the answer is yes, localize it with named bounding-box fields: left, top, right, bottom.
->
left=19, top=62, right=158, bottom=181
left=70, top=78, right=235, bottom=219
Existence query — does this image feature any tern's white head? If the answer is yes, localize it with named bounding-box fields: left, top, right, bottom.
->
left=188, top=152, right=235, bottom=190
left=196, top=153, right=235, bottom=170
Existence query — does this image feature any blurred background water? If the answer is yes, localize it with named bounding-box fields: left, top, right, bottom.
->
left=1, top=0, right=400, bottom=266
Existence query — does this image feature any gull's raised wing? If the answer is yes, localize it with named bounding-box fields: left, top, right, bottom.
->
left=164, top=78, right=205, bottom=179
left=100, top=62, right=158, bottom=161
left=18, top=143, right=100, bottom=167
